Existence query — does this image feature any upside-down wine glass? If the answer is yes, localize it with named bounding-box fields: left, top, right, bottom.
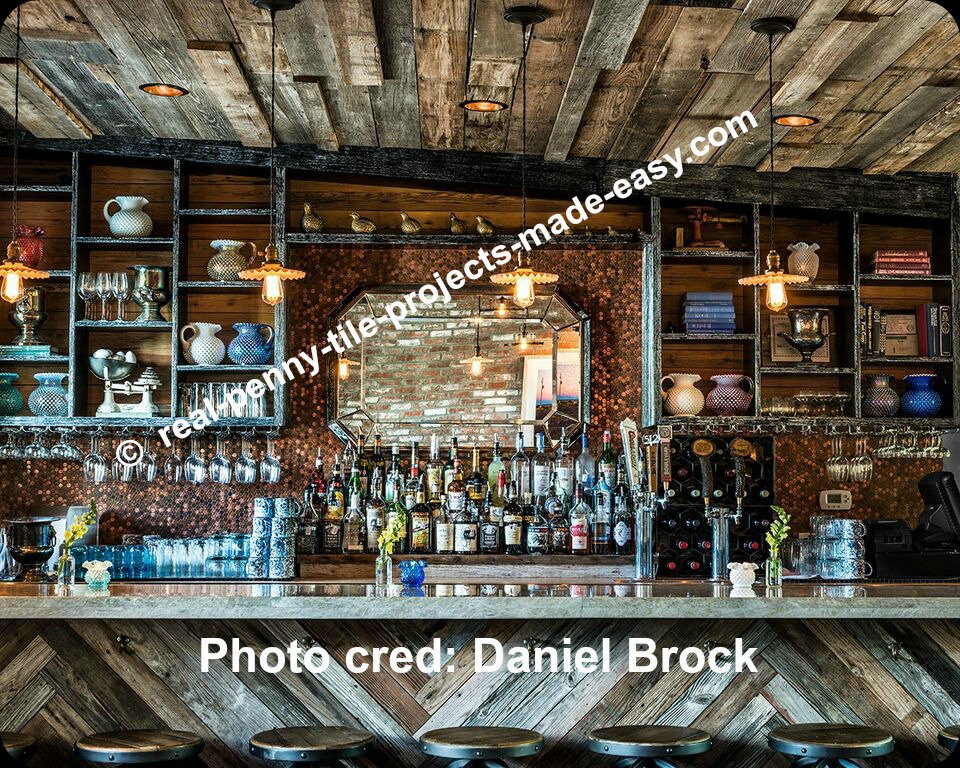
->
left=83, top=434, right=108, bottom=483
left=209, top=433, right=232, bottom=484
left=260, top=434, right=281, bottom=483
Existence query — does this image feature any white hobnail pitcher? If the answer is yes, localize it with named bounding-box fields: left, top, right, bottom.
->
left=180, top=322, right=225, bottom=366
left=103, top=196, right=153, bottom=238
left=660, top=372, right=705, bottom=416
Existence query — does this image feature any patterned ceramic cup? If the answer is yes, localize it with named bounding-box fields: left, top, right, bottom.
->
left=273, top=497, right=302, bottom=518
left=252, top=497, right=274, bottom=517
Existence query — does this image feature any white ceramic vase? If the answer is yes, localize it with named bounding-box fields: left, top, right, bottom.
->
left=180, top=322, right=225, bottom=365
left=660, top=373, right=704, bottom=416
left=787, top=241, right=820, bottom=280
left=103, top=196, right=153, bottom=238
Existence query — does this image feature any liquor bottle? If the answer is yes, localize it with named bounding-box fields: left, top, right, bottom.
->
left=548, top=498, right=570, bottom=554
left=502, top=481, right=524, bottom=555
left=323, top=454, right=345, bottom=553
left=370, top=433, right=386, bottom=488
left=299, top=447, right=324, bottom=556
left=594, top=464, right=614, bottom=522
left=676, top=536, right=691, bottom=552
left=348, top=454, right=364, bottom=505
left=543, top=472, right=563, bottom=516
left=447, top=457, right=467, bottom=513
left=404, top=441, right=420, bottom=509
left=597, top=429, right=617, bottom=490
left=555, top=427, right=575, bottom=498
left=682, top=510, right=706, bottom=531
left=531, top=432, right=552, bottom=500
left=613, top=465, right=631, bottom=511
left=491, top=469, right=507, bottom=519
left=435, top=494, right=454, bottom=554
left=591, top=485, right=611, bottom=555
left=426, top=435, right=444, bottom=500
left=467, top=446, right=486, bottom=502
left=385, top=444, right=402, bottom=504
left=612, top=492, right=634, bottom=555
left=487, top=435, right=505, bottom=506
left=408, top=483, right=433, bottom=554
left=525, top=498, right=549, bottom=555
left=575, top=433, right=595, bottom=500
left=443, top=435, right=459, bottom=493
left=454, top=498, right=479, bottom=555
left=569, top=484, right=591, bottom=555
left=386, top=474, right=408, bottom=555
left=356, top=435, right=369, bottom=498
left=661, top=556, right=680, bottom=574
left=364, top=469, right=386, bottom=554
left=342, top=486, right=365, bottom=553
left=659, top=512, right=680, bottom=531
left=479, top=489, right=502, bottom=554
left=510, top=430, right=531, bottom=498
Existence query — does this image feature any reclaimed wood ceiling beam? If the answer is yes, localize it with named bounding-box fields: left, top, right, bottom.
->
left=867, top=90, right=960, bottom=174
left=544, top=0, right=652, bottom=162
left=325, top=0, right=384, bottom=87
left=0, top=58, right=91, bottom=139
left=370, top=0, right=421, bottom=149
left=709, top=0, right=817, bottom=75
left=413, top=0, right=469, bottom=149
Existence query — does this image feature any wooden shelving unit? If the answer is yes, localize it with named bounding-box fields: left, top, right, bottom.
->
left=0, top=151, right=287, bottom=429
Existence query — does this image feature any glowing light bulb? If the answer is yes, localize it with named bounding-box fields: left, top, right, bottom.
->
left=513, top=274, right=535, bottom=308
left=338, top=358, right=351, bottom=380
left=496, top=297, right=508, bottom=317
left=469, top=356, right=484, bottom=377
left=518, top=334, right=529, bottom=352
left=0, top=270, right=24, bottom=303
left=765, top=278, right=788, bottom=312
left=261, top=273, right=284, bottom=306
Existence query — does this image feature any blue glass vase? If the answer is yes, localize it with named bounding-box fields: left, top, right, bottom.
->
left=901, top=374, right=943, bottom=418
left=399, top=559, right=428, bottom=588
left=227, top=322, right=274, bottom=365
left=28, top=372, right=68, bottom=417
left=0, top=373, right=23, bottom=416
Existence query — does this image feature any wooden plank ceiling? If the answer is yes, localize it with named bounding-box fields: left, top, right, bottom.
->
left=1, top=0, right=959, bottom=173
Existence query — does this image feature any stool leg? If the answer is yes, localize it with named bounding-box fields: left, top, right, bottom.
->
left=835, top=760, right=860, bottom=768
left=652, top=759, right=679, bottom=768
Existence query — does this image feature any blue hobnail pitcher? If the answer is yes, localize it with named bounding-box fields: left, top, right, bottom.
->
left=0, top=373, right=23, bottom=416
left=901, top=374, right=943, bottom=417
left=399, top=559, right=428, bottom=588
left=227, top=323, right=274, bottom=365
left=28, top=372, right=68, bottom=417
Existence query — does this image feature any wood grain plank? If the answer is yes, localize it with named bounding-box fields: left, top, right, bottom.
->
left=0, top=677, right=54, bottom=732
left=413, top=0, right=469, bottom=150
left=709, top=0, right=817, bottom=75
left=371, top=0, right=421, bottom=149
left=324, top=0, right=384, bottom=86
left=0, top=635, right=56, bottom=711
left=0, top=58, right=89, bottom=139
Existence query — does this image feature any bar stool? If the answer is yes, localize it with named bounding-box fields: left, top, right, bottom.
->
left=588, top=726, right=712, bottom=768
left=420, top=726, right=544, bottom=768
left=1, top=731, right=36, bottom=761
left=939, top=725, right=959, bottom=751
left=249, top=726, right=375, bottom=764
left=74, top=729, right=204, bottom=764
left=768, top=724, right=894, bottom=767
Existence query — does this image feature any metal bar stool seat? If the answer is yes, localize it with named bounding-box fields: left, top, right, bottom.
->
left=1, top=731, right=36, bottom=761
left=939, top=725, right=960, bottom=751
left=420, top=726, right=544, bottom=768
left=249, top=726, right=375, bottom=765
left=588, top=725, right=713, bottom=768
left=768, top=724, right=894, bottom=768
left=74, top=729, right=204, bottom=765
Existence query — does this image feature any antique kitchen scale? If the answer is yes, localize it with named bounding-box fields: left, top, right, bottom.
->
left=89, top=350, right=162, bottom=418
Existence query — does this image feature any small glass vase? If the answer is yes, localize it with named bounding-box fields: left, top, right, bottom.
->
left=765, top=555, right=783, bottom=587
left=56, top=552, right=75, bottom=588
left=84, top=569, right=112, bottom=594
left=375, top=552, right=393, bottom=589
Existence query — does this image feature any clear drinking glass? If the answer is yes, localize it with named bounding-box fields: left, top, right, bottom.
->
left=184, top=437, right=207, bottom=484
left=0, top=431, right=20, bottom=461
left=136, top=436, right=158, bottom=483
left=23, top=430, right=50, bottom=460
left=95, top=272, right=113, bottom=321
left=50, top=430, right=83, bottom=462
left=164, top=445, right=183, bottom=484
left=235, top=434, right=257, bottom=483
left=111, top=436, right=136, bottom=483
left=260, top=435, right=281, bottom=483
left=78, top=272, right=97, bottom=320
left=187, top=538, right=205, bottom=578
left=209, top=433, right=232, bottom=484
left=112, top=271, right=131, bottom=322
left=83, top=435, right=108, bottom=483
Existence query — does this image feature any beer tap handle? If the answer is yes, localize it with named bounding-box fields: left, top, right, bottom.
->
left=692, top=438, right=715, bottom=516
left=730, top=438, right=753, bottom=524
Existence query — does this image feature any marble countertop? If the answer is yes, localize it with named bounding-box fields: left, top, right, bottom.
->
left=0, top=579, right=959, bottom=619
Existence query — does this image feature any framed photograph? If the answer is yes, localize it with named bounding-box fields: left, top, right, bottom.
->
left=769, top=314, right=831, bottom=363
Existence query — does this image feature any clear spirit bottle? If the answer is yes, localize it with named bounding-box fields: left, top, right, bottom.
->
left=510, top=430, right=531, bottom=498
left=435, top=494, right=454, bottom=554
left=487, top=435, right=505, bottom=506
left=531, top=432, right=552, bottom=501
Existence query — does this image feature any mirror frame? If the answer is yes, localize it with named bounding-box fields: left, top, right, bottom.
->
left=326, top=283, right=591, bottom=447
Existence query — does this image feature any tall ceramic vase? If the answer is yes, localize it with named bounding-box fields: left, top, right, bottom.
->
left=660, top=373, right=704, bottom=416
left=706, top=374, right=754, bottom=416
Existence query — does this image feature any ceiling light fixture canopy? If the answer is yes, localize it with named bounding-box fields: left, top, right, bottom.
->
left=774, top=114, right=818, bottom=127
left=460, top=99, right=507, bottom=113
left=738, top=16, right=807, bottom=312
left=139, top=82, right=189, bottom=97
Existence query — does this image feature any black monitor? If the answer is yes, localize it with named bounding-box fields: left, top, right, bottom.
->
left=916, top=471, right=960, bottom=550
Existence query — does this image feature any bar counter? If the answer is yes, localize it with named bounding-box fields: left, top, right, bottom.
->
left=2, top=580, right=959, bottom=619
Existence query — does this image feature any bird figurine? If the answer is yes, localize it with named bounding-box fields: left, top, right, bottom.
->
left=560, top=224, right=573, bottom=237
left=400, top=212, right=422, bottom=235
left=350, top=212, right=377, bottom=233
left=450, top=212, right=468, bottom=234
left=607, top=225, right=620, bottom=236
left=476, top=216, right=495, bottom=236
left=300, top=203, right=323, bottom=233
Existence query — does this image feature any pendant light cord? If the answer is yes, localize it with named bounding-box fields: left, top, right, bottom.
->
left=269, top=10, right=277, bottom=248
left=11, top=7, right=21, bottom=243
left=767, top=31, right=775, bottom=254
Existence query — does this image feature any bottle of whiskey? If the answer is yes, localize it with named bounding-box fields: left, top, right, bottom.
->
left=510, top=430, right=531, bottom=498
left=503, top=481, right=524, bottom=555
left=467, top=446, right=486, bottom=502
left=322, top=454, right=345, bottom=553
left=569, top=484, right=591, bottom=555
left=575, top=433, right=595, bottom=501
left=525, top=498, right=549, bottom=555
left=447, top=457, right=467, bottom=514
left=548, top=494, right=570, bottom=554
left=342, top=484, right=365, bottom=553
left=370, top=433, right=386, bottom=488
left=385, top=473, right=408, bottom=555
left=543, top=471, right=563, bottom=516
left=408, top=482, right=433, bottom=554
left=299, top=447, right=324, bottom=556
left=356, top=435, right=369, bottom=498
left=479, top=489, right=502, bottom=554
left=597, top=429, right=617, bottom=490
left=385, top=444, right=402, bottom=504
left=435, top=494, right=454, bottom=554
left=612, top=492, right=634, bottom=555
left=531, top=432, right=552, bottom=501
left=364, top=468, right=386, bottom=554
left=591, top=484, right=612, bottom=555
left=426, top=435, right=444, bottom=501
left=454, top=498, right=479, bottom=555
left=487, top=435, right=505, bottom=506
left=555, top=427, right=575, bottom=499
left=404, top=441, right=420, bottom=509
left=443, top=435, right=459, bottom=494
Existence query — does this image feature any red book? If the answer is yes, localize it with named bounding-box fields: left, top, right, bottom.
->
left=917, top=304, right=930, bottom=356
left=871, top=249, right=929, bottom=259
left=873, top=268, right=932, bottom=275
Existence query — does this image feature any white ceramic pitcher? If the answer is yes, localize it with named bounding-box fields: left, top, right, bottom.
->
left=103, top=196, right=153, bottom=238
left=180, top=322, right=226, bottom=366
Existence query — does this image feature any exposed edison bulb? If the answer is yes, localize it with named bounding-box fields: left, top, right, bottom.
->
left=496, top=297, right=508, bottom=317
left=468, top=356, right=485, bottom=377
left=338, top=358, right=351, bottom=380
left=0, top=270, right=24, bottom=303
left=261, top=273, right=284, bottom=306
left=518, top=334, right=529, bottom=352
left=765, top=278, right=788, bottom=312
left=513, top=274, right=535, bottom=308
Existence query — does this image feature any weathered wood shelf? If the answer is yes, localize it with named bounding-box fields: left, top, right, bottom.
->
left=661, top=333, right=755, bottom=342
left=176, top=364, right=274, bottom=373
left=862, top=356, right=952, bottom=364
left=791, top=284, right=855, bottom=292
left=0, top=183, right=72, bottom=194
left=759, top=366, right=856, bottom=375
left=661, top=249, right=755, bottom=260
left=75, top=236, right=175, bottom=248
left=178, top=280, right=257, bottom=289
left=286, top=232, right=649, bottom=247
left=178, top=208, right=271, bottom=217
left=75, top=320, right=173, bottom=330
left=859, top=274, right=952, bottom=283
left=0, top=355, right=70, bottom=364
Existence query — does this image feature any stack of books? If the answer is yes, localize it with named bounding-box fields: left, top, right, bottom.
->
left=683, top=291, right=736, bottom=335
left=859, top=303, right=951, bottom=357
left=868, top=249, right=931, bottom=275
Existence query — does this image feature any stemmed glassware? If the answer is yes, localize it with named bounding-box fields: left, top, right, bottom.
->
left=235, top=434, right=257, bottom=484
left=164, top=444, right=183, bottom=484
left=209, top=433, right=232, bottom=484
left=23, top=430, right=50, bottom=460
left=83, top=434, right=107, bottom=483
left=136, top=435, right=158, bottom=483
left=96, top=272, right=114, bottom=321
left=0, top=431, right=21, bottom=461
left=184, top=436, right=207, bottom=484
left=50, top=430, right=83, bottom=462
left=260, top=434, right=281, bottom=483
left=78, top=272, right=98, bottom=320
left=112, top=433, right=136, bottom=482
left=112, top=271, right=131, bottom=322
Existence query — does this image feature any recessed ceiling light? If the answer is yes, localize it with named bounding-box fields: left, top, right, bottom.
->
left=139, top=82, right=189, bottom=97
left=774, top=114, right=818, bottom=127
left=460, top=99, right=508, bottom=113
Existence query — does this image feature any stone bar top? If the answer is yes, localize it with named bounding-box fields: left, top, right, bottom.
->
left=0, top=580, right=958, bottom=619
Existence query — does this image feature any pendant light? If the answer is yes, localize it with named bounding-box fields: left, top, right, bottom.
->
left=337, top=353, right=357, bottom=381
left=490, top=6, right=557, bottom=309
left=1, top=8, right=49, bottom=304
left=238, top=2, right=305, bottom=305
left=738, top=17, right=807, bottom=312
left=461, top=298, right=493, bottom=377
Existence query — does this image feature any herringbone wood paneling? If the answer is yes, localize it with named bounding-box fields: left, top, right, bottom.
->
left=0, top=620, right=956, bottom=767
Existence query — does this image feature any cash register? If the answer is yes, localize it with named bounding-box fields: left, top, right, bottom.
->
left=867, top=471, right=960, bottom=579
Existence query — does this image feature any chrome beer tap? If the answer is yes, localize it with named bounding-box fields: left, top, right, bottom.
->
left=634, top=437, right=659, bottom=580
left=693, top=438, right=732, bottom=583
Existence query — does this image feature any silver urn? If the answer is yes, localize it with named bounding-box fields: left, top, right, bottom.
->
left=130, top=265, right=171, bottom=323
left=9, top=286, right=48, bottom=345
left=777, top=307, right=833, bottom=364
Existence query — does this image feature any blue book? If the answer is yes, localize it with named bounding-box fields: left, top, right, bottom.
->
left=685, top=291, right=734, bottom=302
left=685, top=323, right=736, bottom=331
left=684, top=308, right=736, bottom=318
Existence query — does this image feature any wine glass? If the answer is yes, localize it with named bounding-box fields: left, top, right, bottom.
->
left=260, top=434, right=281, bottom=483
left=23, top=430, right=50, bottom=460
left=83, top=434, right=107, bottom=483
left=0, top=431, right=22, bottom=461
left=50, top=429, right=83, bottom=462
left=96, top=272, right=113, bottom=321
left=164, top=444, right=183, bottom=484
left=112, top=271, right=131, bottom=322
left=78, top=272, right=97, bottom=321
left=235, top=434, right=257, bottom=484
left=136, top=435, right=158, bottom=483
left=184, top=436, right=207, bottom=484
left=209, top=433, right=232, bottom=484
left=111, top=434, right=136, bottom=483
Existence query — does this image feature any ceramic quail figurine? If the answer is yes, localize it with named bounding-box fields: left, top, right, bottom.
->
left=300, top=203, right=323, bottom=233
left=476, top=216, right=495, bottom=236
left=350, top=212, right=377, bottom=233
left=400, top=212, right=422, bottom=235
left=449, top=212, right=467, bottom=234
left=607, top=225, right=621, bottom=236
